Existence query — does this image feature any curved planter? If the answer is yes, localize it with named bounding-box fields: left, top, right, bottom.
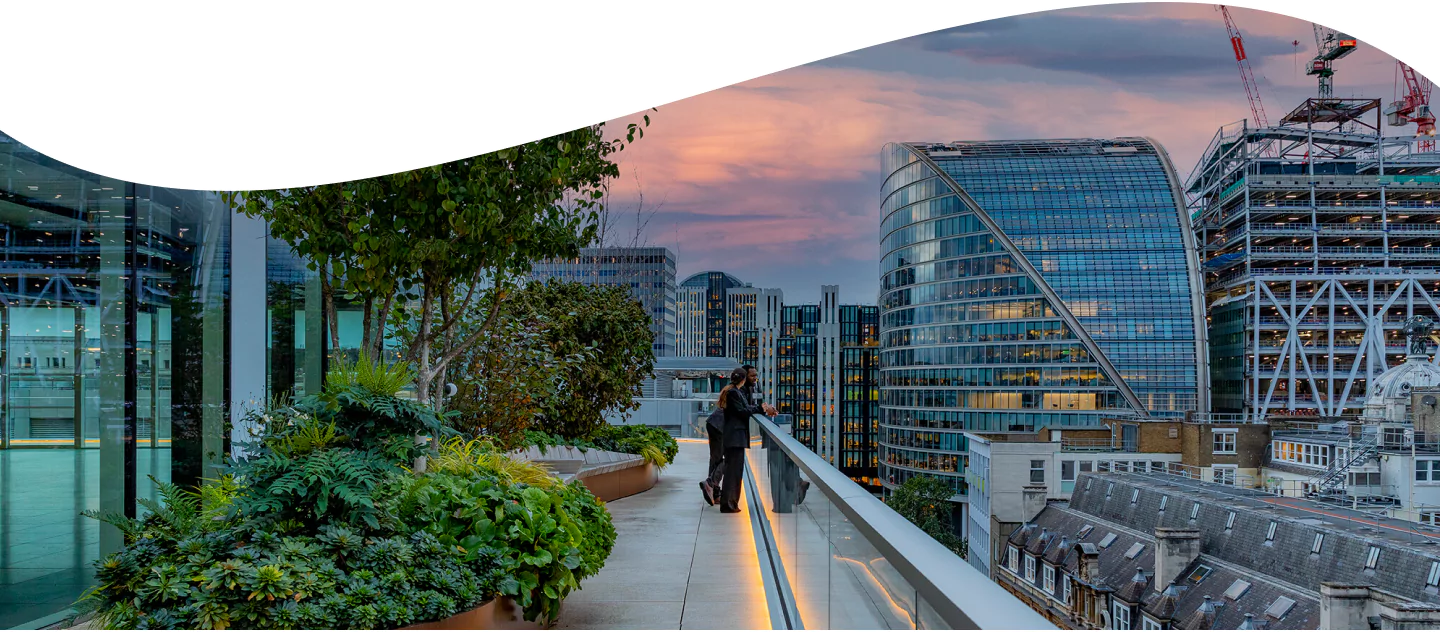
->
left=576, top=460, right=659, bottom=502
left=402, top=596, right=544, bottom=630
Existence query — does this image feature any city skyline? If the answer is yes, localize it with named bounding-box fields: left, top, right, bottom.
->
left=602, top=3, right=1417, bottom=303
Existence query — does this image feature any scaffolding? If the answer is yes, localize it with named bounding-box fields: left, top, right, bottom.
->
left=1188, top=98, right=1440, bottom=420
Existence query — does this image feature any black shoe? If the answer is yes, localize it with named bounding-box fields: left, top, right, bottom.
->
left=721, top=507, right=742, bottom=514
left=699, top=481, right=716, bottom=506
left=796, top=480, right=811, bottom=505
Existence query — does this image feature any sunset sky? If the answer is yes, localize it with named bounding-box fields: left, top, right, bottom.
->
left=601, top=2, right=1416, bottom=305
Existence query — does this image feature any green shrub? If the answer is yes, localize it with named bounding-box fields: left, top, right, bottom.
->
left=82, top=482, right=503, bottom=630
left=376, top=470, right=615, bottom=623
left=524, top=425, right=678, bottom=468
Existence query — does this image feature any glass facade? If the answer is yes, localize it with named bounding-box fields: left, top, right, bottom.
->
left=529, top=247, right=678, bottom=358
left=1, top=132, right=233, bottom=626
left=877, top=138, right=1204, bottom=498
left=676, top=271, right=743, bottom=358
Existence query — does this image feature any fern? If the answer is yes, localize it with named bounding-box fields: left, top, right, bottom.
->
left=326, top=351, right=415, bottom=397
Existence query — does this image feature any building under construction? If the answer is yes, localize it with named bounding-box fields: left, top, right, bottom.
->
left=1189, top=98, right=1440, bottom=420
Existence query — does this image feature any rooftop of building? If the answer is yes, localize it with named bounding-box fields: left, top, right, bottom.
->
left=905, top=137, right=1160, bottom=159
left=1007, top=469, right=1440, bottom=628
left=652, top=356, right=741, bottom=372
left=679, top=271, right=746, bottom=288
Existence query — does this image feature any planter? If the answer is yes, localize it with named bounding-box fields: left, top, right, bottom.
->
left=402, top=596, right=544, bottom=630
left=578, top=460, right=659, bottom=501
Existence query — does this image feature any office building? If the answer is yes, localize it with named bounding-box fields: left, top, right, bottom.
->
left=877, top=138, right=1207, bottom=513
left=1189, top=98, right=1440, bottom=418
left=775, top=286, right=880, bottom=490
left=676, top=271, right=744, bottom=358
left=528, top=247, right=677, bottom=358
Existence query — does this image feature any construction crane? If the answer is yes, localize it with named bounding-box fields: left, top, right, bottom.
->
left=1387, top=61, right=1436, bottom=152
left=1220, top=6, right=1269, bottom=128
left=1307, top=24, right=1357, bottom=98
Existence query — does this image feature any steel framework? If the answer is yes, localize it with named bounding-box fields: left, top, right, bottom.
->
left=1189, top=98, right=1440, bottom=420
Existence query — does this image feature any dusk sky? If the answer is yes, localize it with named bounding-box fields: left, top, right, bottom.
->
left=601, top=2, right=1416, bottom=305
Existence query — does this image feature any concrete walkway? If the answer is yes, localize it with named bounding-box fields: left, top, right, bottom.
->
left=558, top=440, right=772, bottom=630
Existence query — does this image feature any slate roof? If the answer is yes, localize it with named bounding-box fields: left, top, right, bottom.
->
left=1004, top=471, right=1440, bottom=629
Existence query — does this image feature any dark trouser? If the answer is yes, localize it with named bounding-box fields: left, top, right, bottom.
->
left=721, top=447, right=746, bottom=511
left=706, top=427, right=725, bottom=487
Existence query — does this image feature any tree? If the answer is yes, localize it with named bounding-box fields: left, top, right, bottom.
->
left=889, top=476, right=967, bottom=559
left=515, top=280, right=655, bottom=439
left=226, top=116, right=652, bottom=406
left=445, top=307, right=590, bottom=448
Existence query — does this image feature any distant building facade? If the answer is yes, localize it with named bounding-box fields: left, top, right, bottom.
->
left=776, top=286, right=880, bottom=490
left=676, top=271, right=744, bottom=358
left=529, top=247, right=677, bottom=358
left=877, top=137, right=1207, bottom=524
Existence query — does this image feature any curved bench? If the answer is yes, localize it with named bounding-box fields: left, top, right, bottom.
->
left=511, top=446, right=660, bottom=502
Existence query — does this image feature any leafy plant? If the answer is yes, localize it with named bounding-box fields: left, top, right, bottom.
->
left=376, top=470, right=615, bottom=623
left=446, top=309, right=591, bottom=447
left=888, top=475, right=967, bottom=559
left=517, top=281, right=656, bottom=439
left=326, top=350, right=415, bottom=397
left=524, top=425, right=678, bottom=468
left=427, top=437, right=558, bottom=489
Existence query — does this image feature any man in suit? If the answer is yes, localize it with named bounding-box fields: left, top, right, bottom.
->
left=718, top=367, right=775, bottom=513
left=700, top=364, right=760, bottom=506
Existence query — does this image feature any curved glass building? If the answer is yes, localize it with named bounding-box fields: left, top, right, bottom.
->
left=877, top=138, right=1207, bottom=499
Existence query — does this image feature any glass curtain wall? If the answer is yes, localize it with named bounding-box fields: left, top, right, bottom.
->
left=0, top=132, right=230, bottom=627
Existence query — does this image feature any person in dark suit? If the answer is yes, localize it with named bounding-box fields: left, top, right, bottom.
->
left=717, top=367, right=775, bottom=513
left=700, top=364, right=759, bottom=506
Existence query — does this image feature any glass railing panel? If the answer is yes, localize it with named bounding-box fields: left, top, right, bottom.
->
left=749, top=415, right=1055, bottom=630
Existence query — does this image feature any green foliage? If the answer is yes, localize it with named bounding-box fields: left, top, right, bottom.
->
left=326, top=350, right=415, bottom=397
left=82, top=524, right=500, bottom=630
left=523, top=426, right=678, bottom=468
left=446, top=309, right=591, bottom=448
left=226, top=119, right=652, bottom=405
left=376, top=471, right=615, bottom=624
left=888, top=476, right=967, bottom=559
left=516, top=281, right=656, bottom=439
left=428, top=437, right=558, bottom=489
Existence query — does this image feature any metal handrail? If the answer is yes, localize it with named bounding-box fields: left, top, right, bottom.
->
left=753, top=414, right=1054, bottom=630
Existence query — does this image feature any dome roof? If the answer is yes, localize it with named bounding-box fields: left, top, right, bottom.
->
left=1365, top=356, right=1440, bottom=411
left=1367, top=357, right=1440, bottom=402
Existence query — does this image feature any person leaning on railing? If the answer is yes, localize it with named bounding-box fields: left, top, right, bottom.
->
left=706, top=367, right=775, bottom=513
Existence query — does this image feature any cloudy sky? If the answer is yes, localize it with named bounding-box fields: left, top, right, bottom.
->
left=601, top=2, right=1414, bottom=305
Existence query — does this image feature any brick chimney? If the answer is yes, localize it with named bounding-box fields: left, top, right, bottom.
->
left=1153, top=528, right=1201, bottom=587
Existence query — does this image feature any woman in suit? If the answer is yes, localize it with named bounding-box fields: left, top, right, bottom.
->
left=716, top=367, right=775, bottom=513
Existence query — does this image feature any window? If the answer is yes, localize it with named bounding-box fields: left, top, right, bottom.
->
left=1266, top=521, right=1278, bottom=542
left=1350, top=471, right=1381, bottom=486
left=1124, top=543, right=1145, bottom=559
left=1131, top=489, right=1140, bottom=504
left=1422, top=512, right=1440, bottom=526
left=1225, top=512, right=1236, bottom=530
left=1062, top=460, right=1076, bottom=482
left=1113, top=601, right=1132, bottom=630
left=1159, top=495, right=1168, bottom=511
left=1079, top=525, right=1094, bottom=538
left=1225, top=579, right=1252, bottom=600
left=1031, top=460, right=1046, bottom=484
left=1142, top=616, right=1162, bottom=630
left=1366, top=546, right=1381, bottom=570
left=1106, top=482, right=1115, bottom=499
left=1187, top=565, right=1213, bottom=583
left=1429, top=562, right=1440, bottom=587
left=1213, top=429, right=1238, bottom=454
left=1043, top=565, right=1055, bottom=594
left=1312, top=533, right=1325, bottom=554
left=1025, top=555, right=1036, bottom=582
left=1417, top=460, right=1440, bottom=482
left=1008, top=546, right=1019, bottom=572
left=1214, top=466, right=1237, bottom=486
left=1080, top=461, right=1093, bottom=474
left=1265, top=596, right=1297, bottom=620
left=1099, top=533, right=1118, bottom=548
left=1190, top=502, right=1201, bottom=520
left=1062, top=574, right=1071, bottom=604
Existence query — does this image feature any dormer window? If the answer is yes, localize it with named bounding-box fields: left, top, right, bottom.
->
left=1366, top=546, right=1382, bottom=570
left=1159, top=495, right=1168, bottom=511
left=1191, top=502, right=1201, bottom=520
